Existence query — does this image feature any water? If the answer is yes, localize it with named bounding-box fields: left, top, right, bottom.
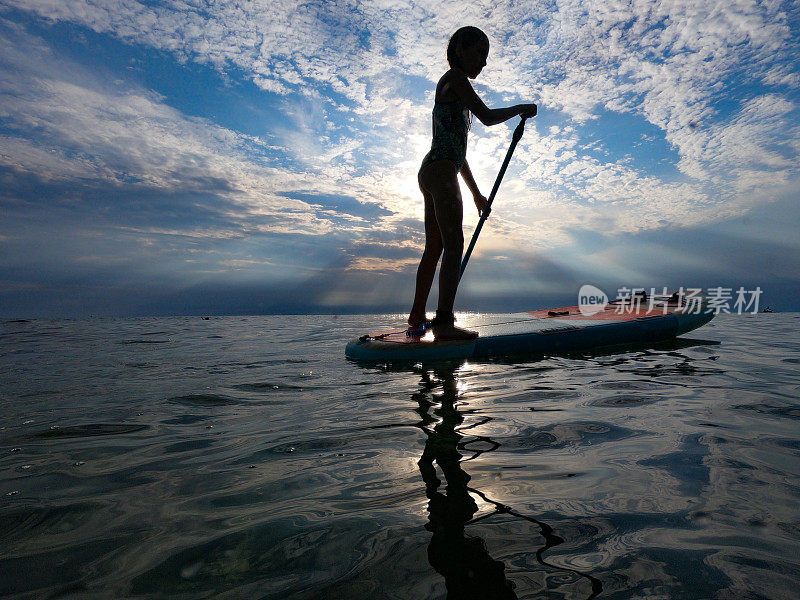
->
left=1, top=313, right=798, bottom=599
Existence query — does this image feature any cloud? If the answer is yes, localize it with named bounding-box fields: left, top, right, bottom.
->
left=3, top=1, right=798, bottom=232
left=0, top=16, right=406, bottom=241
left=0, top=0, right=798, bottom=315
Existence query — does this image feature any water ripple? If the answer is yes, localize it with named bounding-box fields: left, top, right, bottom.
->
left=0, top=314, right=798, bottom=599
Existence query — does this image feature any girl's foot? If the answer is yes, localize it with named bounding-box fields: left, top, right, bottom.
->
left=406, top=318, right=432, bottom=338
left=430, top=311, right=478, bottom=341
left=408, top=310, right=429, bottom=328
left=432, top=323, right=478, bottom=341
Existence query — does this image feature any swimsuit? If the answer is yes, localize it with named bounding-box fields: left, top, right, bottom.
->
left=419, top=98, right=470, bottom=173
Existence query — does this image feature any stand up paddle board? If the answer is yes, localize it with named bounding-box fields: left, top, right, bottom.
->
left=346, top=299, right=714, bottom=362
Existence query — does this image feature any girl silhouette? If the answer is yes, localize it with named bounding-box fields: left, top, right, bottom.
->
left=409, top=26, right=537, bottom=340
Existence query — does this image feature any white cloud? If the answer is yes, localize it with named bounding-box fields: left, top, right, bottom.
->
left=1, top=0, right=798, bottom=267
left=0, top=19, right=411, bottom=243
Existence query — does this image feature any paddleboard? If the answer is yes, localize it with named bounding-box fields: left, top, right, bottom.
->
left=345, top=300, right=715, bottom=362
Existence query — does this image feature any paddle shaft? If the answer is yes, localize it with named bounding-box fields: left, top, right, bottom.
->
left=459, top=116, right=528, bottom=281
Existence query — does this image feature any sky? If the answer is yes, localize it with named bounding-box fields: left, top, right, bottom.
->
left=0, top=0, right=798, bottom=318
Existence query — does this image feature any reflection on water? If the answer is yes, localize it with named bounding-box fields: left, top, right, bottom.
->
left=1, top=314, right=799, bottom=599
left=415, top=364, right=602, bottom=599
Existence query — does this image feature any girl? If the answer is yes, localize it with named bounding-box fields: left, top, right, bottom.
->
left=409, top=26, right=537, bottom=340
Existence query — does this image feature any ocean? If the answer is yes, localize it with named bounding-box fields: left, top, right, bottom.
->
left=1, top=313, right=799, bottom=599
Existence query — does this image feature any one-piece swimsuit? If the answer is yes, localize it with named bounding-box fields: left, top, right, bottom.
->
left=419, top=97, right=470, bottom=173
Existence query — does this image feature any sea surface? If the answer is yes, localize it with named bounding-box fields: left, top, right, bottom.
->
left=1, top=313, right=799, bottom=600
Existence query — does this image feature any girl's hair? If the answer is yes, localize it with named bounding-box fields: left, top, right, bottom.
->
left=446, top=26, right=489, bottom=70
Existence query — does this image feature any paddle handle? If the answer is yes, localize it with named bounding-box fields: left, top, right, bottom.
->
left=459, top=116, right=528, bottom=281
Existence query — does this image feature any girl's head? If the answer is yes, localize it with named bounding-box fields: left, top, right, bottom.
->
left=447, top=26, right=489, bottom=78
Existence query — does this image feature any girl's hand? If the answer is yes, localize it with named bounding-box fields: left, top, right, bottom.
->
left=474, top=193, right=489, bottom=216
left=519, top=103, right=538, bottom=118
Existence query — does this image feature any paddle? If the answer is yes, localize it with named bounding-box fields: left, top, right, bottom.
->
left=459, top=115, right=530, bottom=281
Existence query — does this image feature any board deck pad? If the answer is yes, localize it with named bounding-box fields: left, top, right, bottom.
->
left=346, top=302, right=715, bottom=361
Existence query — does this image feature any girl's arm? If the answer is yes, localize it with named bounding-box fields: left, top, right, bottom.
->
left=449, top=71, right=536, bottom=126
left=460, top=159, right=481, bottom=196
left=460, top=159, right=488, bottom=215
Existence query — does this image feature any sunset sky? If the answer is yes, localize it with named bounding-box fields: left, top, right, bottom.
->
left=1, top=0, right=798, bottom=317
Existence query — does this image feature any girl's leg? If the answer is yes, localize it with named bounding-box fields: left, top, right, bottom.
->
left=431, top=180, right=463, bottom=319
left=408, top=188, right=443, bottom=327
left=420, top=161, right=477, bottom=340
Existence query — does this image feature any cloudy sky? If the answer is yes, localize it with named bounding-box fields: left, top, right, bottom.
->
left=1, top=0, right=798, bottom=317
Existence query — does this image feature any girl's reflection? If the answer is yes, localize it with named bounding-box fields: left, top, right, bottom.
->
left=413, top=364, right=602, bottom=599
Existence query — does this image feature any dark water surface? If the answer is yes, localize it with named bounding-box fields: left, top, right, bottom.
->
left=1, top=313, right=799, bottom=599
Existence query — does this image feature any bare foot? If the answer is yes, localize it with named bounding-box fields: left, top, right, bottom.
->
left=408, top=312, right=428, bottom=328
left=432, top=323, right=478, bottom=341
